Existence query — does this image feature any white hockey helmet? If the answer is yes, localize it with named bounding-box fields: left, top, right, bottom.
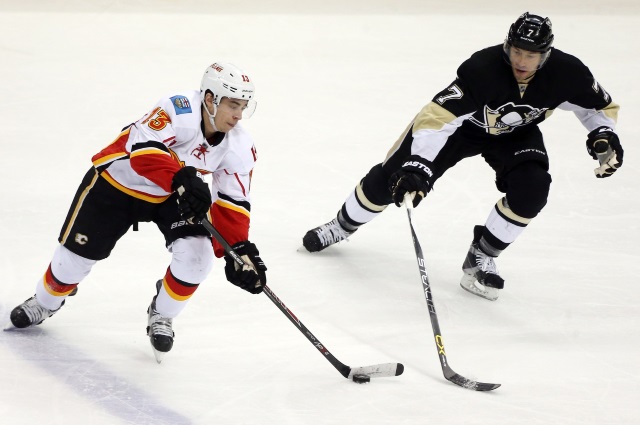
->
left=200, top=62, right=257, bottom=119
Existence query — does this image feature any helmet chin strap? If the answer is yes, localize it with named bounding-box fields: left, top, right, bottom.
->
left=203, top=102, right=219, bottom=131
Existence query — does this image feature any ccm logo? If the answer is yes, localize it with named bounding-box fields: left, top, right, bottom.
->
left=403, top=161, right=433, bottom=177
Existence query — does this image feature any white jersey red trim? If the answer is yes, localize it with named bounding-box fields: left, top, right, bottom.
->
left=91, top=90, right=257, bottom=256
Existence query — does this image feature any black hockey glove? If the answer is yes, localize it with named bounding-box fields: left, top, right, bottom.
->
left=586, top=126, right=624, bottom=178
left=224, top=241, right=267, bottom=294
left=389, top=155, right=433, bottom=207
left=171, top=166, right=212, bottom=224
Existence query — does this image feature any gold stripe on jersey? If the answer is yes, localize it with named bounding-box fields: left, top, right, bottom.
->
left=91, top=127, right=131, bottom=169
left=130, top=147, right=171, bottom=159
left=384, top=119, right=414, bottom=163
left=214, top=198, right=250, bottom=218
left=413, top=102, right=458, bottom=132
left=602, top=102, right=620, bottom=122
left=92, top=152, right=128, bottom=168
left=60, top=171, right=100, bottom=245
left=101, top=172, right=170, bottom=204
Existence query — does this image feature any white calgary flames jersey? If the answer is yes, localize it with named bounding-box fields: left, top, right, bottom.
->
left=91, top=90, right=257, bottom=256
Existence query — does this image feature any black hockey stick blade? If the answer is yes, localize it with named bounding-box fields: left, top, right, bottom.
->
left=445, top=371, right=500, bottom=391
left=403, top=194, right=500, bottom=391
left=200, top=219, right=404, bottom=380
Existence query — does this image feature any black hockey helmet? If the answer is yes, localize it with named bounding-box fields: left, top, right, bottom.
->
left=503, top=12, right=554, bottom=68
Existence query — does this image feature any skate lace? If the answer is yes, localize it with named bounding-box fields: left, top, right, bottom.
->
left=476, top=253, right=499, bottom=275
left=315, top=219, right=350, bottom=246
left=22, top=298, right=53, bottom=324
left=149, top=311, right=173, bottom=337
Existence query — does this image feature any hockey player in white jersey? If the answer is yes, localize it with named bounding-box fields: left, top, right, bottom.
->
left=8, top=62, right=267, bottom=362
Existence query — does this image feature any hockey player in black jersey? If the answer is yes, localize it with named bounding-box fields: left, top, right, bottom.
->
left=302, top=12, right=623, bottom=301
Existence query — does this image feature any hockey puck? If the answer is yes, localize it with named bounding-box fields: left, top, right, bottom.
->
left=352, top=374, right=370, bottom=384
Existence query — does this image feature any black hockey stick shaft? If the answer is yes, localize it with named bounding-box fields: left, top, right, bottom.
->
left=200, top=219, right=403, bottom=379
left=403, top=194, right=500, bottom=391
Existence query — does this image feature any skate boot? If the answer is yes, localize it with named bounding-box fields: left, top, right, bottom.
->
left=146, top=280, right=174, bottom=363
left=460, top=226, right=504, bottom=301
left=9, top=296, right=65, bottom=329
left=303, top=218, right=355, bottom=252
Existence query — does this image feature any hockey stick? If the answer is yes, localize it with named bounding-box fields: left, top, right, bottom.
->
left=200, top=218, right=404, bottom=381
left=403, top=193, right=500, bottom=391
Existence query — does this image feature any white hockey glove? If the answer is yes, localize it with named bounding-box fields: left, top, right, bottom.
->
left=586, top=127, right=624, bottom=178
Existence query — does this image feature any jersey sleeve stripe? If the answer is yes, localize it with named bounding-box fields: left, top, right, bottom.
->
left=92, top=152, right=128, bottom=168
left=101, top=171, right=170, bottom=203
left=130, top=148, right=172, bottom=159
left=214, top=196, right=250, bottom=218
left=131, top=140, right=171, bottom=154
left=91, top=127, right=131, bottom=170
left=413, top=102, right=459, bottom=132
left=229, top=172, right=247, bottom=196
left=222, top=170, right=249, bottom=196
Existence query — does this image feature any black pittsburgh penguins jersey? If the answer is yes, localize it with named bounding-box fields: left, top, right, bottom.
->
left=410, top=44, right=619, bottom=161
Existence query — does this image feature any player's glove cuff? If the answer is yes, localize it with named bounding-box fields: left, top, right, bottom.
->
left=224, top=241, right=267, bottom=294
left=585, top=127, right=623, bottom=178
left=389, top=155, right=434, bottom=207
left=171, top=167, right=212, bottom=224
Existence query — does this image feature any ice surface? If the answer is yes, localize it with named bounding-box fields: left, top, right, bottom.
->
left=1, top=2, right=639, bottom=424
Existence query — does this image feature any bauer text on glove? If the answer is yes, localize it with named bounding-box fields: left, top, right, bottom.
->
left=171, top=166, right=212, bottom=224
left=224, top=241, right=267, bottom=294
left=389, top=155, right=433, bottom=207
left=586, top=126, right=624, bottom=178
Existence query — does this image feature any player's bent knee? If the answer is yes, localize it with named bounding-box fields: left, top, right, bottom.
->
left=169, top=236, right=214, bottom=283
left=51, top=245, right=97, bottom=283
left=361, top=163, right=393, bottom=206
left=504, top=162, right=551, bottom=218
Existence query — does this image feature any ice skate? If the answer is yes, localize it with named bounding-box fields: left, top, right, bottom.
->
left=8, top=296, right=64, bottom=329
left=460, top=228, right=504, bottom=301
left=146, top=281, right=174, bottom=363
left=303, top=218, right=355, bottom=252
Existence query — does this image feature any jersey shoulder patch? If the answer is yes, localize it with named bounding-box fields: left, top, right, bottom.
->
left=169, top=95, right=193, bottom=115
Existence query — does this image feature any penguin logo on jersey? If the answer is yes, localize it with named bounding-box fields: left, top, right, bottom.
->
left=470, top=102, right=548, bottom=135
